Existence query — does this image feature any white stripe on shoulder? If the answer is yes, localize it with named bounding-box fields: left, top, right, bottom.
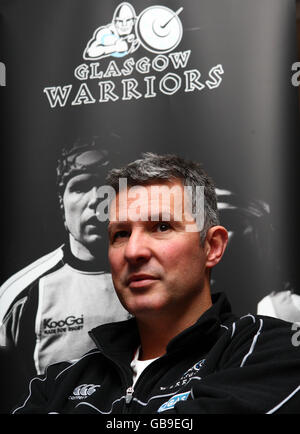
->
left=231, top=322, right=236, bottom=338
left=240, top=319, right=263, bottom=367
left=33, top=276, right=46, bottom=375
left=12, top=375, right=48, bottom=414
left=266, top=385, right=300, bottom=414
left=240, top=313, right=256, bottom=323
left=0, top=246, right=64, bottom=324
left=54, top=349, right=101, bottom=381
left=220, top=322, right=236, bottom=338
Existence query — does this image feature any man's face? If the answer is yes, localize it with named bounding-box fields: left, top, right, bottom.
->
left=63, top=173, right=103, bottom=247
left=115, top=17, right=135, bottom=35
left=114, top=4, right=135, bottom=36
left=108, top=180, right=209, bottom=318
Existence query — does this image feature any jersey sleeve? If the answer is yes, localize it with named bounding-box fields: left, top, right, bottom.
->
left=0, top=296, right=28, bottom=346
left=168, top=316, right=300, bottom=414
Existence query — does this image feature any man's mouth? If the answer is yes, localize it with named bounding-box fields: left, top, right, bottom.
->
left=84, top=216, right=103, bottom=237
left=127, top=274, right=159, bottom=288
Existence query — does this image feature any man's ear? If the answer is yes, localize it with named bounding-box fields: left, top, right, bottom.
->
left=204, top=226, right=228, bottom=269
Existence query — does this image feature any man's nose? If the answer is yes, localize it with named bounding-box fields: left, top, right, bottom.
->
left=124, top=229, right=151, bottom=265
left=88, top=186, right=100, bottom=209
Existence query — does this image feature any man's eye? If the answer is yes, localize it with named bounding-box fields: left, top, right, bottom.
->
left=70, top=182, right=91, bottom=193
left=113, top=230, right=129, bottom=241
left=156, top=223, right=171, bottom=232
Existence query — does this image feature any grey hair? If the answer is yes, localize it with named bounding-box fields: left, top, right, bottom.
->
left=106, top=152, right=220, bottom=244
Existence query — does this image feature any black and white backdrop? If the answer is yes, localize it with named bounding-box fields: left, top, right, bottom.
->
left=1, top=0, right=299, bottom=316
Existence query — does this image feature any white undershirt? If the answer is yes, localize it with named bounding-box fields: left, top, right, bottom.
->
left=130, top=346, right=159, bottom=387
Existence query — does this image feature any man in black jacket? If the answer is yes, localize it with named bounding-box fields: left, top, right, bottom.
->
left=13, top=153, right=300, bottom=414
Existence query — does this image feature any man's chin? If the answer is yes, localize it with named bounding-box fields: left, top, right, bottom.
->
left=123, top=295, right=169, bottom=318
left=80, top=235, right=104, bottom=254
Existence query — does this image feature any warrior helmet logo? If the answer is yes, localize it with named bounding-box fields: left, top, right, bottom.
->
left=83, top=2, right=183, bottom=60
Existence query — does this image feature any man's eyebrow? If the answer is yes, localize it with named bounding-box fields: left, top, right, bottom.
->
left=107, top=223, right=115, bottom=233
left=148, top=211, right=178, bottom=222
left=108, top=222, right=128, bottom=232
left=108, top=209, right=179, bottom=224
left=68, top=175, right=97, bottom=186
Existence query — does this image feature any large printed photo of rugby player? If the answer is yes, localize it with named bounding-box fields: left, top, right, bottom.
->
left=0, top=138, right=132, bottom=412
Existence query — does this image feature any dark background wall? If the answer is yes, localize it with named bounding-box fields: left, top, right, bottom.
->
left=0, top=0, right=299, bottom=315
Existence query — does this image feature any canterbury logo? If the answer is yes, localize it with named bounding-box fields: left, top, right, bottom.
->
left=68, top=384, right=101, bottom=400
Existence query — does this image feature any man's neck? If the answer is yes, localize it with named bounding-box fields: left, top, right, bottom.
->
left=69, top=235, right=96, bottom=261
left=137, top=290, right=212, bottom=361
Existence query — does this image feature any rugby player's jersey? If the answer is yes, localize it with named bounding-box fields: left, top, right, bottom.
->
left=0, top=244, right=130, bottom=378
left=257, top=290, right=300, bottom=324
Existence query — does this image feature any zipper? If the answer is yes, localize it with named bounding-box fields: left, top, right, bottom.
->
left=123, top=353, right=170, bottom=412
left=125, top=386, right=134, bottom=404
left=89, top=332, right=132, bottom=413
left=89, top=332, right=192, bottom=413
left=101, top=353, right=133, bottom=412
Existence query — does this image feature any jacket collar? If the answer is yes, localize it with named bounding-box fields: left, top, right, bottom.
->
left=166, top=292, right=235, bottom=354
left=89, top=292, right=235, bottom=360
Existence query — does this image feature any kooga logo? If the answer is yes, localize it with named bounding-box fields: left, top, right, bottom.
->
left=43, top=315, right=84, bottom=329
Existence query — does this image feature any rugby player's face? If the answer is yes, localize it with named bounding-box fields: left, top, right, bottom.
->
left=108, top=181, right=209, bottom=318
left=63, top=174, right=103, bottom=247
